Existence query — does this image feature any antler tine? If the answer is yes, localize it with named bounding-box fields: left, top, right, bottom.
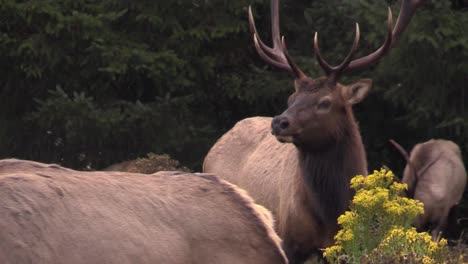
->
left=248, top=5, right=289, bottom=69
left=249, top=7, right=276, bottom=58
left=345, top=0, right=426, bottom=72
left=345, top=7, right=393, bottom=73
left=332, top=23, right=360, bottom=79
left=282, top=37, right=306, bottom=79
left=389, top=139, right=410, bottom=162
left=392, top=0, right=426, bottom=47
left=388, top=139, right=420, bottom=179
left=248, top=1, right=306, bottom=79
left=314, top=23, right=361, bottom=80
left=253, top=34, right=292, bottom=72
left=313, top=32, right=334, bottom=76
left=270, top=0, right=282, bottom=49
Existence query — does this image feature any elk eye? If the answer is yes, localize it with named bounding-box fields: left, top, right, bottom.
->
left=317, top=99, right=331, bottom=110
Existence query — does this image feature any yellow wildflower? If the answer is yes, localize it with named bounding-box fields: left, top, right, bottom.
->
left=421, top=256, right=435, bottom=264
left=324, top=168, right=449, bottom=264
left=389, top=181, right=408, bottom=193
left=323, top=245, right=343, bottom=259
left=350, top=175, right=365, bottom=189
left=337, top=211, right=357, bottom=226
left=335, top=229, right=354, bottom=242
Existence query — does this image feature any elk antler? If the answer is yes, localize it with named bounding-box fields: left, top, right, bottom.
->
left=248, top=0, right=306, bottom=79
left=314, top=7, right=394, bottom=81
left=250, top=0, right=426, bottom=81
left=392, top=0, right=426, bottom=47
left=389, top=139, right=410, bottom=162
left=313, top=22, right=362, bottom=82
left=388, top=139, right=420, bottom=179
left=345, top=0, right=426, bottom=72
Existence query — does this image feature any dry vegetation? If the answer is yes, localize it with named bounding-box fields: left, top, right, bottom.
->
left=103, top=153, right=191, bottom=174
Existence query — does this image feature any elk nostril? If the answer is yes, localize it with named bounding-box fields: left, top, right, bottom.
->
left=279, top=120, right=289, bottom=130
left=271, top=116, right=290, bottom=135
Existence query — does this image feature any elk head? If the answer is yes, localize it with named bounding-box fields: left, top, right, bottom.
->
left=250, top=0, right=425, bottom=150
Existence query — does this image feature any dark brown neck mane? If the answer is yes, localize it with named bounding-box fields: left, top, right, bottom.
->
left=298, top=113, right=366, bottom=226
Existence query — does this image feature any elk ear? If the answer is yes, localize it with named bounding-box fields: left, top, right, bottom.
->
left=342, top=79, right=372, bottom=105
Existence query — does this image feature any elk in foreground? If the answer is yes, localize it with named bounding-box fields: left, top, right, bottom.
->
left=203, top=0, right=425, bottom=262
left=0, top=159, right=287, bottom=264
left=389, top=139, right=467, bottom=240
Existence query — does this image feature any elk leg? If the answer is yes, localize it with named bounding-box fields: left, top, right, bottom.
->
left=430, top=209, right=450, bottom=241
left=413, top=212, right=429, bottom=232
left=445, top=204, right=461, bottom=239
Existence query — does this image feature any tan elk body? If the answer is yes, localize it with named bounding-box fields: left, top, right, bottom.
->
left=0, top=159, right=287, bottom=264
left=204, top=0, right=425, bottom=262
left=390, top=139, right=467, bottom=240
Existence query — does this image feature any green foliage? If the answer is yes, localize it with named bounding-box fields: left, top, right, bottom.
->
left=353, top=1, right=468, bottom=173
left=21, top=85, right=211, bottom=169
left=324, top=169, right=448, bottom=264
left=0, top=0, right=467, bottom=177
left=0, top=0, right=256, bottom=169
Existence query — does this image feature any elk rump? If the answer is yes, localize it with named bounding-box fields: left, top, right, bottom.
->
left=0, top=159, right=287, bottom=264
left=390, top=139, right=467, bottom=240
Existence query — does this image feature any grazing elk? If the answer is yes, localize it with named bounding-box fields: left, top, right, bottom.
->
left=0, top=159, right=287, bottom=264
left=389, top=139, right=467, bottom=240
left=203, top=0, right=426, bottom=262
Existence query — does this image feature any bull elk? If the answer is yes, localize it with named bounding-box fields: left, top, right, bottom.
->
left=203, top=0, right=425, bottom=262
left=0, top=159, right=288, bottom=264
left=389, top=139, right=467, bottom=240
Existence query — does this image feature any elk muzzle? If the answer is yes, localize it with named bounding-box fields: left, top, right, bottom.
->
left=271, top=115, right=294, bottom=143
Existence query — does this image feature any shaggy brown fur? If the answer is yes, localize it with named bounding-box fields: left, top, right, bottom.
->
left=0, top=159, right=287, bottom=264
left=204, top=0, right=426, bottom=261
left=204, top=114, right=368, bottom=263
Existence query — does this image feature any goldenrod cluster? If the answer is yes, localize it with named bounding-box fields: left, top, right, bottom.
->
left=372, top=227, right=448, bottom=263
left=323, top=168, right=448, bottom=264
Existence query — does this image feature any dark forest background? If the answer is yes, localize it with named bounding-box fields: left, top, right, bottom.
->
left=0, top=0, right=467, bottom=195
